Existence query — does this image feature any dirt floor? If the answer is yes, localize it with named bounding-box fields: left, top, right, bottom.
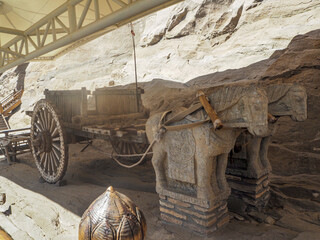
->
left=0, top=141, right=319, bottom=239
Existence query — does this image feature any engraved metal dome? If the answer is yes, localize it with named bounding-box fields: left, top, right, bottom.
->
left=79, top=186, right=147, bottom=240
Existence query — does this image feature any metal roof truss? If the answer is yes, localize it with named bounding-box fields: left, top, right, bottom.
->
left=0, top=0, right=183, bottom=73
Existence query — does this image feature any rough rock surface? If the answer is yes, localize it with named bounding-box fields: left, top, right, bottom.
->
left=0, top=174, right=79, bottom=240
left=1, top=0, right=320, bottom=131
left=0, top=144, right=319, bottom=239
left=0, top=0, right=320, bottom=238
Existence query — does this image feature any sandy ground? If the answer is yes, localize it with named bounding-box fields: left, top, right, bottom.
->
left=0, top=141, right=319, bottom=239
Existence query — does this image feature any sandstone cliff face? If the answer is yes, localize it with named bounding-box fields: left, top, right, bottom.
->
left=0, top=0, right=319, bottom=175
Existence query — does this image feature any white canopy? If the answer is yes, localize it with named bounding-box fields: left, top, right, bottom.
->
left=0, top=0, right=182, bottom=72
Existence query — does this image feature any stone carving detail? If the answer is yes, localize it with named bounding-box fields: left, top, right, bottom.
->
left=227, top=84, right=307, bottom=213
left=229, top=84, right=307, bottom=178
left=167, top=129, right=196, bottom=183
left=146, top=84, right=269, bottom=234
left=146, top=85, right=269, bottom=202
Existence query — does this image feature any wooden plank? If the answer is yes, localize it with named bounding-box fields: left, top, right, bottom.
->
left=92, top=88, right=144, bottom=95
left=72, top=112, right=147, bottom=127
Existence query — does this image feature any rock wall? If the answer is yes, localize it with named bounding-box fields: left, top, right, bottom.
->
left=0, top=0, right=320, bottom=175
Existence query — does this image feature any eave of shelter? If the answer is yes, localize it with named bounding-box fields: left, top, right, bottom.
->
left=0, top=0, right=183, bottom=73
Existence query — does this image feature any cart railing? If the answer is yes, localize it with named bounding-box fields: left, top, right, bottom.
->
left=44, top=88, right=90, bottom=123
left=0, top=89, right=24, bottom=116
left=0, top=127, right=31, bottom=164
left=92, top=88, right=145, bottom=115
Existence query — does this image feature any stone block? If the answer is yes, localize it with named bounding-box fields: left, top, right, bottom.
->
left=161, top=213, right=183, bottom=225
left=159, top=200, right=174, bottom=209
left=217, top=214, right=229, bottom=228
left=159, top=194, right=229, bottom=236
left=227, top=174, right=271, bottom=213
left=167, top=197, right=192, bottom=208
left=160, top=207, right=187, bottom=220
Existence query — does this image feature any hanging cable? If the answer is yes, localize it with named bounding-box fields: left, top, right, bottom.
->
left=130, top=22, right=140, bottom=112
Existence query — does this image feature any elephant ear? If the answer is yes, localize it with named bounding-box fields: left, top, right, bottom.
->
left=265, top=84, right=292, bottom=103
left=208, top=85, right=256, bottom=112
left=91, top=218, right=116, bottom=240
left=78, top=215, right=91, bottom=240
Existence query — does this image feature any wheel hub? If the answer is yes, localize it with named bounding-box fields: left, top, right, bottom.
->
left=35, top=131, right=53, bottom=153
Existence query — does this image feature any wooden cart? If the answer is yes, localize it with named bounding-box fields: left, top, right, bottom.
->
left=0, top=128, right=31, bottom=164
left=28, top=87, right=149, bottom=183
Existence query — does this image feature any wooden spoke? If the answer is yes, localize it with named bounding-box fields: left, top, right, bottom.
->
left=52, top=137, right=60, bottom=142
left=120, top=141, right=124, bottom=153
left=48, top=153, right=52, bottom=174
left=49, top=118, right=56, bottom=134
left=111, top=139, right=150, bottom=163
left=40, top=152, right=45, bottom=166
left=38, top=109, right=47, bottom=130
left=30, top=99, right=68, bottom=183
left=43, top=153, right=48, bottom=173
left=43, top=108, right=50, bottom=129
left=49, top=152, right=56, bottom=174
left=132, top=143, right=139, bottom=154
left=35, top=119, right=45, bottom=132
left=52, top=142, right=61, bottom=151
left=128, top=143, right=134, bottom=154
left=51, top=127, right=59, bottom=137
left=51, top=150, right=60, bottom=168
left=52, top=147, right=60, bottom=161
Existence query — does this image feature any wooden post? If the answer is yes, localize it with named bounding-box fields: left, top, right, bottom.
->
left=81, top=87, right=88, bottom=116
left=4, top=146, right=11, bottom=165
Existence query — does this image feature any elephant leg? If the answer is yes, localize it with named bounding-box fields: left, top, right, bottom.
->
left=217, top=153, right=229, bottom=192
left=151, top=146, right=167, bottom=193
left=246, top=137, right=263, bottom=178
left=260, top=136, right=272, bottom=172
left=196, top=153, right=215, bottom=200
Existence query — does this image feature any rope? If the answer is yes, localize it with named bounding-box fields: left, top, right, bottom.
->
left=88, top=103, right=210, bottom=168
left=130, top=22, right=140, bottom=112
left=89, top=141, right=155, bottom=169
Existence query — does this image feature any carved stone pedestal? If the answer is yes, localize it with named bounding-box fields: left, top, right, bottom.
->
left=159, top=193, right=229, bottom=236
left=226, top=172, right=270, bottom=213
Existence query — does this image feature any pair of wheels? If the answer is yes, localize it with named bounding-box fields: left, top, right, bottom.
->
left=30, top=100, right=148, bottom=183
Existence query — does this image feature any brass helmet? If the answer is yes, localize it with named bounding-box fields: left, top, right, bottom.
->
left=79, top=186, right=147, bottom=240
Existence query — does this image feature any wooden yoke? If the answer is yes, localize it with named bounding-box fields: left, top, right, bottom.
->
left=197, top=90, right=223, bottom=130
left=268, top=113, right=277, bottom=123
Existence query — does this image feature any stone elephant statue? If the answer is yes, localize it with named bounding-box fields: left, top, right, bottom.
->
left=146, top=84, right=269, bottom=202
left=231, top=84, right=307, bottom=178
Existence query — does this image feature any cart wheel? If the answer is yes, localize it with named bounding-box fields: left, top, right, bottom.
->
left=112, top=140, right=149, bottom=156
left=30, top=99, right=68, bottom=183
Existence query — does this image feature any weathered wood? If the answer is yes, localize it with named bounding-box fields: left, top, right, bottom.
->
left=92, top=88, right=144, bottom=95
left=93, top=88, right=144, bottom=115
left=45, top=88, right=89, bottom=123
left=71, top=128, right=147, bottom=144
left=72, top=112, right=147, bottom=127
left=197, top=90, right=223, bottom=130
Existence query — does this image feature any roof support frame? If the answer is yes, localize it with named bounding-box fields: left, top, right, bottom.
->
left=0, top=0, right=183, bottom=73
left=0, top=27, right=24, bottom=36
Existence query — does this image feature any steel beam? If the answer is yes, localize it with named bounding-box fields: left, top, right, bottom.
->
left=0, top=27, right=24, bottom=36
left=0, top=0, right=183, bottom=73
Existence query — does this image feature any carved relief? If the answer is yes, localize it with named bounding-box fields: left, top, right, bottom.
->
left=229, top=84, right=307, bottom=178
left=146, top=85, right=269, bottom=205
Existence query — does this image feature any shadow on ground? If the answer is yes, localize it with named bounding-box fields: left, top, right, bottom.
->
left=0, top=29, right=320, bottom=239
